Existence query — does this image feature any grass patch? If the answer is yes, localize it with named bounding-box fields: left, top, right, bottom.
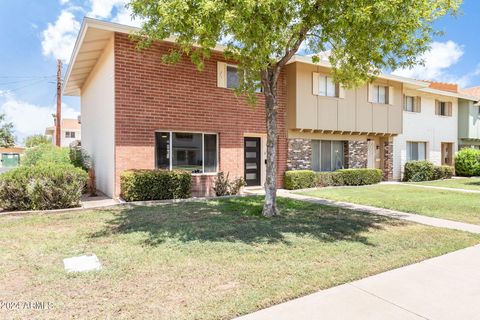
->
left=1, top=196, right=479, bottom=319
left=301, top=185, right=480, bottom=225
left=410, top=177, right=480, bottom=191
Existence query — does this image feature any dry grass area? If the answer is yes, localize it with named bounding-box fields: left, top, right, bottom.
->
left=1, top=196, right=479, bottom=319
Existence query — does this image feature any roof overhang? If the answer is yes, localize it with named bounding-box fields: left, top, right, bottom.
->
left=64, top=18, right=227, bottom=96
left=287, top=55, right=429, bottom=89
left=417, top=87, right=478, bottom=101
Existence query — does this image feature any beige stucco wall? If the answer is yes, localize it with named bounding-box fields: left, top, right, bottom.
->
left=286, top=62, right=403, bottom=134
left=80, top=37, right=115, bottom=197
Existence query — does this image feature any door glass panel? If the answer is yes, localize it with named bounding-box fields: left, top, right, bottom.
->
left=246, top=173, right=256, bottom=180
left=246, top=140, right=257, bottom=147
left=246, top=152, right=257, bottom=158
left=246, top=163, right=257, bottom=169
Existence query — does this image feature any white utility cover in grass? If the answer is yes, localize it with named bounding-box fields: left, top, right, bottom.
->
left=63, top=254, right=102, bottom=273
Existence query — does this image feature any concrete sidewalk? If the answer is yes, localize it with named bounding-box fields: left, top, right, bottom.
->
left=236, top=244, right=480, bottom=320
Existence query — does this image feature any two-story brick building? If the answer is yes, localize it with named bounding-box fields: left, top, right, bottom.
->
left=64, top=18, right=478, bottom=197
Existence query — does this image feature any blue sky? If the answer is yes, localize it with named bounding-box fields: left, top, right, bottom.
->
left=0, top=0, right=479, bottom=143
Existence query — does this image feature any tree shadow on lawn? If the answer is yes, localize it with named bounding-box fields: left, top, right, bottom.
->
left=90, top=197, right=406, bottom=246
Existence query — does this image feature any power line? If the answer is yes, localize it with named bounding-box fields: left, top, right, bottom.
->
left=0, top=75, right=56, bottom=79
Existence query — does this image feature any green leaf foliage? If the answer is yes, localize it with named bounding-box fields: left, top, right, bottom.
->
left=120, top=169, right=192, bottom=201
left=0, top=113, right=15, bottom=148
left=22, top=144, right=71, bottom=167
left=455, top=148, right=480, bottom=177
left=0, top=164, right=87, bottom=211
left=24, top=134, right=51, bottom=148
left=130, top=0, right=461, bottom=98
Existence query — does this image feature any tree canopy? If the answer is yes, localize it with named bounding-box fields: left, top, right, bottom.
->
left=24, top=134, right=51, bottom=148
left=0, top=113, right=15, bottom=148
left=129, top=0, right=460, bottom=216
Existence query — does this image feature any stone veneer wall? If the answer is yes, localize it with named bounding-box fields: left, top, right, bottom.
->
left=287, top=138, right=312, bottom=170
left=345, top=141, right=368, bottom=169
left=383, top=139, right=393, bottom=181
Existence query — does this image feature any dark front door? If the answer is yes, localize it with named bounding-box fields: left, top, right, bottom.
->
left=244, top=137, right=261, bottom=186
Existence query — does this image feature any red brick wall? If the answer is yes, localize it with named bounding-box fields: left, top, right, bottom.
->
left=114, top=33, right=287, bottom=196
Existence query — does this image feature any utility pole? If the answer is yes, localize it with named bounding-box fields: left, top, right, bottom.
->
left=56, top=59, right=62, bottom=147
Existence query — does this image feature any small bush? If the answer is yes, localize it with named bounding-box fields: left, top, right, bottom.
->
left=433, top=165, right=455, bottom=180
left=120, top=169, right=192, bottom=201
left=69, top=146, right=92, bottom=171
left=22, top=144, right=70, bottom=167
left=284, top=170, right=316, bottom=190
left=337, top=168, right=383, bottom=186
left=315, top=171, right=344, bottom=187
left=0, top=164, right=87, bottom=211
left=213, top=172, right=247, bottom=196
left=403, top=161, right=435, bottom=182
left=455, top=148, right=480, bottom=177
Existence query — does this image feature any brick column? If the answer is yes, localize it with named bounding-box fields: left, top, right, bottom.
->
left=383, top=139, right=393, bottom=181
left=287, top=138, right=312, bottom=170
left=345, top=141, right=368, bottom=169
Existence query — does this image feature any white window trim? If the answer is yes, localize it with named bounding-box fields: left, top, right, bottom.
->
left=156, top=130, right=219, bottom=175
left=313, top=73, right=343, bottom=98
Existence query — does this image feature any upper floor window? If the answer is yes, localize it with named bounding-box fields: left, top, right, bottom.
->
left=65, top=131, right=75, bottom=138
left=404, top=95, right=421, bottom=112
left=435, top=100, right=452, bottom=117
left=371, top=85, right=389, bottom=104
left=318, top=75, right=337, bottom=97
left=226, top=65, right=239, bottom=89
left=312, top=73, right=344, bottom=98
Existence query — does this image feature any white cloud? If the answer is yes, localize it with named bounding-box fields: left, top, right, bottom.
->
left=0, top=93, right=79, bottom=143
left=87, top=0, right=125, bottom=19
left=393, top=41, right=464, bottom=82
left=41, top=10, right=81, bottom=62
left=112, top=5, right=143, bottom=27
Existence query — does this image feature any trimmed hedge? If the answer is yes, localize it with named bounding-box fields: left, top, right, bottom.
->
left=404, top=160, right=455, bottom=182
left=285, top=168, right=383, bottom=190
left=315, top=171, right=344, bottom=187
left=120, top=169, right=192, bottom=201
left=433, top=165, right=455, bottom=180
left=0, top=164, right=87, bottom=211
left=337, top=168, right=383, bottom=186
left=284, top=170, right=316, bottom=190
left=403, top=161, right=435, bottom=182
left=455, top=148, right=480, bottom=177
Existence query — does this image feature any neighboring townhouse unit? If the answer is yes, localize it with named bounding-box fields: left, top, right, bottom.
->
left=64, top=18, right=287, bottom=198
left=285, top=55, right=427, bottom=181
left=392, top=82, right=477, bottom=180
left=459, top=86, right=480, bottom=149
left=45, top=118, right=82, bottom=147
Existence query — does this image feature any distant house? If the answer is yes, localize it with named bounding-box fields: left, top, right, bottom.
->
left=45, top=118, right=81, bottom=147
left=459, top=86, right=480, bottom=149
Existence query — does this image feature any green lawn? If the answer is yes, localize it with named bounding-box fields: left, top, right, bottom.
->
left=410, top=177, right=480, bottom=191
left=301, top=184, right=480, bottom=225
left=1, top=197, right=479, bottom=319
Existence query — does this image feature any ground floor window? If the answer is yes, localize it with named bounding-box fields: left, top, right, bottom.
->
left=407, top=142, right=427, bottom=161
left=311, top=140, right=345, bottom=171
left=155, top=132, right=218, bottom=173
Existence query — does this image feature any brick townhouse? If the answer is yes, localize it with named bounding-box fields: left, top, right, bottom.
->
left=64, top=18, right=478, bottom=198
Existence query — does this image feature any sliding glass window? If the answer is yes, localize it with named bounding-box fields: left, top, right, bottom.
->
left=311, top=140, right=345, bottom=172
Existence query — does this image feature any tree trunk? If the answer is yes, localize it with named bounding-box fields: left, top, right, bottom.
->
left=262, top=69, right=279, bottom=217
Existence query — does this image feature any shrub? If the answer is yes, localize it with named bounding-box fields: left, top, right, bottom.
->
left=69, top=146, right=92, bottom=171
left=337, top=168, right=383, bottom=186
left=433, top=165, right=455, bottom=180
left=120, top=169, right=192, bottom=201
left=315, top=171, right=344, bottom=187
left=213, top=172, right=247, bottom=196
left=403, top=161, right=435, bottom=182
left=0, top=164, right=87, bottom=211
left=22, top=144, right=70, bottom=167
left=455, top=148, right=480, bottom=177
left=284, top=170, right=316, bottom=190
